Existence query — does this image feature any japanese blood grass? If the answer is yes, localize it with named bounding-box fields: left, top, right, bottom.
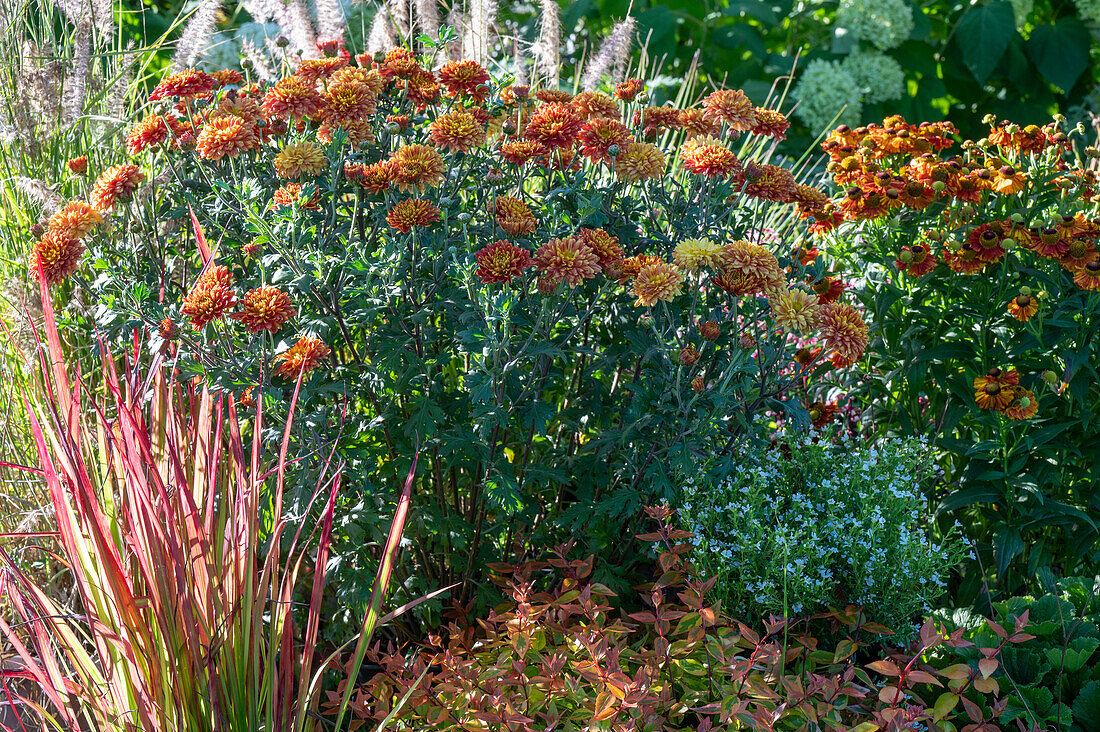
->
left=0, top=241, right=423, bottom=732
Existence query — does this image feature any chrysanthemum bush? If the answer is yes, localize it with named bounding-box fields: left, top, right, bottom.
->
left=344, top=507, right=1036, bottom=732
left=679, top=429, right=968, bottom=635
left=42, top=41, right=870, bottom=617
left=818, top=114, right=1100, bottom=598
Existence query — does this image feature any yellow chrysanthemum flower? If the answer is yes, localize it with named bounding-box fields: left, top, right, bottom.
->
left=274, top=141, right=328, bottom=179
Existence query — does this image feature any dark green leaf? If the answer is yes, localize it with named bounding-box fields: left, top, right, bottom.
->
left=1025, top=19, right=1091, bottom=92
left=953, top=1, right=1015, bottom=83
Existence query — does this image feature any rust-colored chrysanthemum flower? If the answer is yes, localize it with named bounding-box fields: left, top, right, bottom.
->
left=388, top=144, right=446, bottom=192
left=429, top=110, right=487, bottom=153
left=499, top=140, right=549, bottom=166
left=210, top=94, right=264, bottom=125
left=32, top=230, right=84, bottom=286
left=232, top=285, right=296, bottom=333
left=535, top=235, right=601, bottom=287
left=817, top=301, right=868, bottom=367
left=751, top=108, right=790, bottom=140
left=1074, top=260, right=1100, bottom=290
left=274, top=141, right=328, bottom=178
left=672, top=237, right=725, bottom=272
left=1002, top=386, right=1038, bottom=420
left=616, top=254, right=663, bottom=283
left=524, top=103, right=584, bottom=150
left=475, top=240, right=534, bottom=284
left=261, top=77, right=325, bottom=122
left=492, top=196, right=537, bottom=236
left=771, top=288, right=820, bottom=334
left=210, top=69, right=243, bottom=87
left=614, top=78, right=644, bottom=101
left=401, top=68, right=441, bottom=110
left=438, top=60, right=490, bottom=101
left=576, top=227, right=624, bottom=271
left=677, top=108, right=722, bottom=139
left=699, top=320, right=720, bottom=341
left=571, top=91, right=618, bottom=120
left=196, top=116, right=260, bottom=160
left=578, top=118, right=632, bottom=164
left=679, top=345, right=700, bottom=366
left=273, top=183, right=322, bottom=210
left=632, top=260, right=684, bottom=306
left=386, top=198, right=441, bottom=233
left=321, top=76, right=378, bottom=128
left=242, top=240, right=261, bottom=257
left=344, top=161, right=392, bottom=194
left=149, top=68, right=216, bottom=101
left=47, top=201, right=103, bottom=240
left=744, top=164, right=797, bottom=203
left=296, top=57, right=348, bottom=86
left=158, top=316, right=179, bottom=340
left=1007, top=291, right=1039, bottom=321
left=535, top=90, right=574, bottom=104
left=380, top=48, right=422, bottom=80
left=702, top=89, right=757, bottom=131
left=680, top=136, right=742, bottom=178
left=274, top=336, right=331, bottom=379
left=721, top=240, right=783, bottom=292
left=90, top=164, right=145, bottom=211
left=125, top=114, right=182, bottom=155
left=181, top=265, right=235, bottom=329
left=615, top=142, right=665, bottom=183
left=67, top=155, right=88, bottom=175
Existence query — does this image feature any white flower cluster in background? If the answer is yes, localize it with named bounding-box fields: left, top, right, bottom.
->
left=836, top=0, right=914, bottom=50
left=792, top=59, right=863, bottom=133
left=1073, top=0, right=1100, bottom=24
left=842, top=50, right=906, bottom=104
left=678, top=431, right=968, bottom=637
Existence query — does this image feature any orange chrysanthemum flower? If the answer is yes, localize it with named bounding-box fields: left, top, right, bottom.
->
left=493, top=196, right=537, bottom=236
left=181, top=265, right=235, bottom=329
left=321, top=77, right=377, bottom=127
left=571, top=91, right=618, bottom=120
left=67, top=155, right=88, bottom=175
left=274, top=141, right=328, bottom=178
left=158, top=316, right=179, bottom=340
left=273, top=183, right=322, bottom=210
left=475, top=240, right=534, bottom=284
left=578, top=118, right=632, bottom=164
left=576, top=227, right=624, bottom=270
left=429, top=110, right=487, bottom=153
left=817, top=301, right=869, bottom=367
left=615, top=142, right=665, bottom=183
left=744, top=164, right=797, bottom=202
left=274, top=336, right=331, bottom=379
left=232, top=286, right=296, bottom=333
left=210, top=94, right=264, bottom=125
left=1007, top=292, right=1039, bottom=321
left=1003, top=386, right=1038, bottom=420
left=499, top=140, right=548, bottom=166
left=261, top=77, right=325, bottom=122
left=632, top=260, right=684, bottom=307
left=721, top=240, right=783, bottom=292
left=534, top=90, right=574, bottom=104
left=126, top=114, right=182, bottom=155
left=677, top=108, right=722, bottom=139
left=90, top=164, right=145, bottom=211
left=47, top=201, right=103, bottom=240
left=32, top=230, right=84, bottom=286
left=196, top=116, right=260, bottom=160
left=379, top=48, right=422, bottom=79
left=438, top=60, right=490, bottom=102
left=535, top=235, right=601, bottom=287
left=296, top=57, right=348, bottom=86
left=386, top=198, right=441, bottom=233
left=524, top=103, right=584, bottom=150
left=751, top=108, right=790, bottom=140
left=771, top=288, right=820, bottom=334
left=344, top=161, right=392, bottom=194
left=1074, top=261, right=1100, bottom=290
left=680, top=136, right=742, bottom=178
left=702, top=89, right=757, bottom=131
left=210, top=69, right=243, bottom=87
left=614, top=78, right=644, bottom=101
left=149, top=69, right=216, bottom=101
left=388, top=144, right=446, bottom=192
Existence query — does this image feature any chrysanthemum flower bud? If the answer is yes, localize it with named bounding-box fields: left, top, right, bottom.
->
left=385, top=121, right=401, bottom=134
left=743, top=160, right=762, bottom=181
left=607, top=143, right=621, bottom=158
left=699, top=320, right=720, bottom=340
left=1001, top=237, right=1015, bottom=249
left=275, top=36, right=290, bottom=47
left=1042, top=370, right=1058, bottom=384
left=502, top=120, right=516, bottom=135
left=638, top=314, right=654, bottom=328
left=932, top=181, right=946, bottom=193
left=241, top=58, right=253, bottom=70
left=740, top=333, right=757, bottom=350
left=374, top=51, right=386, bottom=63
left=457, top=212, right=472, bottom=222
left=636, top=92, right=649, bottom=104
left=978, top=138, right=989, bottom=148
left=1019, top=286, right=1032, bottom=296
left=438, top=197, right=454, bottom=208
left=1006, top=124, right=1019, bottom=134
left=691, top=376, right=705, bottom=393
left=30, top=223, right=45, bottom=237
left=679, top=346, right=699, bottom=366
left=485, top=168, right=504, bottom=183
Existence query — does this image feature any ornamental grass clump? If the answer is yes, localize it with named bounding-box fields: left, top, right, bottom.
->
left=817, top=113, right=1100, bottom=594
left=680, top=430, right=967, bottom=635
left=67, top=39, right=869, bottom=611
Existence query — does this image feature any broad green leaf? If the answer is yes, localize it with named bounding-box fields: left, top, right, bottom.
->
left=953, top=1, right=1015, bottom=83
left=1025, top=19, right=1090, bottom=92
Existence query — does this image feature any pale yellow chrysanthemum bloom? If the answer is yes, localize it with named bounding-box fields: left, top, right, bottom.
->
left=274, top=141, right=328, bottom=179
left=672, top=237, right=726, bottom=272
left=771, top=287, right=820, bottom=335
